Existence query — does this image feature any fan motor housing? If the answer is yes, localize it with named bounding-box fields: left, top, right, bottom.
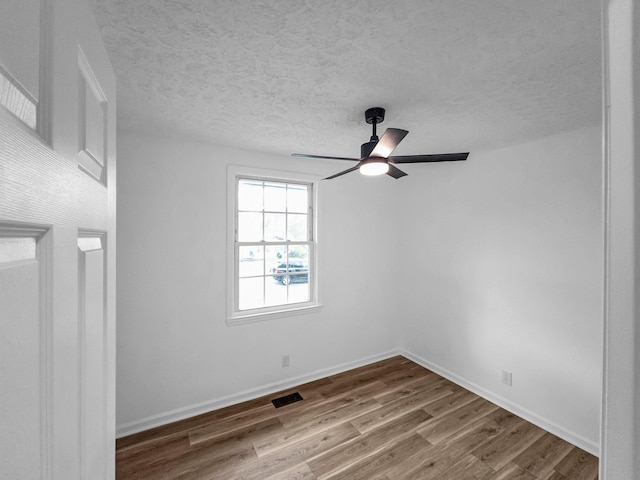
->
left=361, top=140, right=377, bottom=158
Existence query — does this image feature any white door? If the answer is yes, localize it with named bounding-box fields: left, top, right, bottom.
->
left=0, top=0, right=116, bottom=479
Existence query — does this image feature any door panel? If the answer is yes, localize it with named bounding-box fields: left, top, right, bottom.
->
left=0, top=247, right=41, bottom=480
left=78, top=237, right=106, bottom=480
left=0, top=227, right=49, bottom=479
left=78, top=49, right=108, bottom=184
left=0, top=0, right=39, bottom=129
left=0, top=0, right=40, bottom=97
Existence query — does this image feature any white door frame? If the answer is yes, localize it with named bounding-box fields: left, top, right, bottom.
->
left=600, top=0, right=639, bottom=478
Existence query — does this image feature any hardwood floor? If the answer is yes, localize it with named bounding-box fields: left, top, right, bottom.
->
left=116, top=356, right=598, bottom=479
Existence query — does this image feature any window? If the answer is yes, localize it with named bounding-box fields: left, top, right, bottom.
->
left=227, top=166, right=320, bottom=324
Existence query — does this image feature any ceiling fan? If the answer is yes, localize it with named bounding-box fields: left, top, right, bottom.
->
left=292, top=107, right=469, bottom=180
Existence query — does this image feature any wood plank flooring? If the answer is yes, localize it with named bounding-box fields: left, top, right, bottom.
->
left=116, top=356, right=598, bottom=480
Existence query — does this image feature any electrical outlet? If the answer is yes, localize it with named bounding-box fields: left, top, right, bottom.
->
left=282, top=354, right=290, bottom=368
left=502, top=370, right=512, bottom=386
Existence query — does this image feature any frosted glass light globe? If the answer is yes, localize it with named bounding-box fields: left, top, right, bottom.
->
left=360, top=160, right=389, bottom=176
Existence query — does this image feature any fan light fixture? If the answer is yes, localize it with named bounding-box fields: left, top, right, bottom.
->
left=360, top=159, right=389, bottom=176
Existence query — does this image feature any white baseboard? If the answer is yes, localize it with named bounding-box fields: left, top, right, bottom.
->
left=117, top=347, right=600, bottom=457
left=398, top=348, right=600, bottom=456
left=116, top=349, right=400, bottom=438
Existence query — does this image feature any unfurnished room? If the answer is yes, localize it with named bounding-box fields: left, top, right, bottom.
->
left=1, top=1, right=639, bottom=479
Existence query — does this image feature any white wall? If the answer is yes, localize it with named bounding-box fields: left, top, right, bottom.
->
left=116, top=126, right=603, bottom=454
left=397, top=126, right=603, bottom=451
left=116, top=131, right=399, bottom=432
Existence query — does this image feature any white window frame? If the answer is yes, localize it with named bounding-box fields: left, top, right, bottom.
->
left=226, top=165, right=321, bottom=325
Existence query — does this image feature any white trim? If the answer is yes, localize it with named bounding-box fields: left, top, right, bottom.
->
left=599, top=0, right=610, bottom=476
left=116, top=350, right=397, bottom=438
left=226, top=165, right=321, bottom=325
left=599, top=1, right=639, bottom=478
left=226, top=304, right=323, bottom=326
left=399, top=349, right=600, bottom=456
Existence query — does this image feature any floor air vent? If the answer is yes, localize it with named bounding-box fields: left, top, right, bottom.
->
left=271, top=392, right=303, bottom=408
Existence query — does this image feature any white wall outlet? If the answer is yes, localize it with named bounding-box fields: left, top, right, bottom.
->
left=282, top=354, right=290, bottom=368
left=502, top=370, right=513, bottom=386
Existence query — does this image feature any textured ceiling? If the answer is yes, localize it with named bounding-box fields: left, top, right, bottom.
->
left=94, top=0, right=601, bottom=158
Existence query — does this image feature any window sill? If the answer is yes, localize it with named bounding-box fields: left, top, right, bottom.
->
left=226, top=304, right=323, bottom=326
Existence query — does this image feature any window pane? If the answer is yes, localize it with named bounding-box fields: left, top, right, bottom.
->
left=288, top=282, right=310, bottom=304
left=265, top=245, right=286, bottom=270
left=265, top=279, right=287, bottom=306
left=238, top=246, right=263, bottom=277
left=238, top=212, right=263, bottom=241
left=269, top=257, right=290, bottom=286
left=285, top=252, right=309, bottom=285
left=288, top=244, right=309, bottom=263
left=287, top=214, right=307, bottom=241
left=239, top=277, right=264, bottom=310
left=264, top=213, right=286, bottom=241
left=264, top=182, right=286, bottom=212
left=287, top=184, right=308, bottom=213
left=238, top=180, right=263, bottom=211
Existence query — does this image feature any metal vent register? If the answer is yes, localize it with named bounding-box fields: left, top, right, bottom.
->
left=271, top=392, right=303, bottom=408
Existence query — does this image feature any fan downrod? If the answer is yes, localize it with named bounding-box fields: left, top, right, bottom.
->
left=362, top=107, right=385, bottom=157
